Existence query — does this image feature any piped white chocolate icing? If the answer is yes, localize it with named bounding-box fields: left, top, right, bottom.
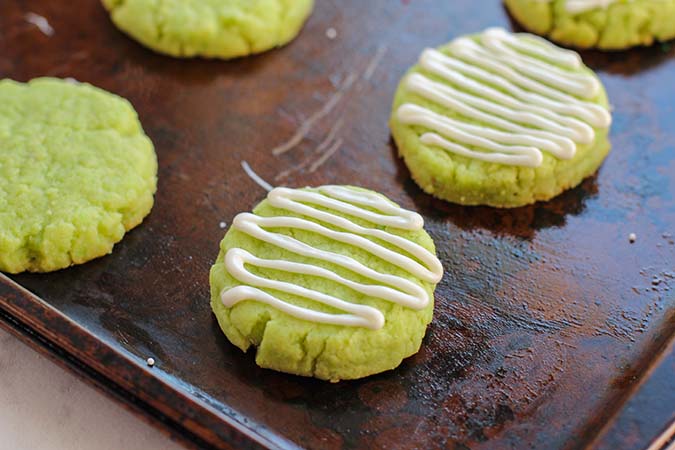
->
left=220, top=186, right=443, bottom=330
left=396, top=28, right=611, bottom=167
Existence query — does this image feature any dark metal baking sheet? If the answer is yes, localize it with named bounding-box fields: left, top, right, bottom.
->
left=1, top=1, right=674, bottom=449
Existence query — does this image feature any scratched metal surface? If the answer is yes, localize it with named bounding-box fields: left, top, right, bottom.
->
left=1, top=0, right=674, bottom=449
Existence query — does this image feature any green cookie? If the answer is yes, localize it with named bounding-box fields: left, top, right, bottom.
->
left=390, top=28, right=612, bottom=208
left=209, top=186, right=443, bottom=382
left=0, top=78, right=157, bottom=273
left=504, top=0, right=675, bottom=50
left=102, top=0, right=315, bottom=59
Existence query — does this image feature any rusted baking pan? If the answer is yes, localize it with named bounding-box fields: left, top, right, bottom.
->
left=1, top=0, right=674, bottom=448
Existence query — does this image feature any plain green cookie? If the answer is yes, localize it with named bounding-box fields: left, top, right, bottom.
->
left=0, top=78, right=157, bottom=273
left=209, top=186, right=440, bottom=382
left=102, top=0, right=315, bottom=59
left=390, top=29, right=612, bottom=208
left=505, top=0, right=675, bottom=50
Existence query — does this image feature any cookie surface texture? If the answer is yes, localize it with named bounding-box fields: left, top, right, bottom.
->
left=390, top=28, right=612, bottom=208
left=102, top=0, right=315, bottom=59
left=504, top=0, right=675, bottom=50
left=0, top=78, right=157, bottom=273
left=209, top=186, right=443, bottom=382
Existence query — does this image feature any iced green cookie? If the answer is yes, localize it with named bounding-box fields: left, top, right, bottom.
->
left=0, top=78, right=157, bottom=273
left=390, top=28, right=612, bottom=208
left=505, top=0, right=675, bottom=50
left=209, top=186, right=443, bottom=381
left=102, top=0, right=315, bottom=59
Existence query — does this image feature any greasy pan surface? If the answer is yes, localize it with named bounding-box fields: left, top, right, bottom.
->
left=1, top=0, right=674, bottom=449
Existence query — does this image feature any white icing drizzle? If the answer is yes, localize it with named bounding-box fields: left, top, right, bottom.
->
left=241, top=160, right=273, bottom=192
left=565, top=0, right=620, bottom=13
left=220, top=186, right=443, bottom=330
left=535, top=0, right=622, bottom=14
left=24, top=12, right=54, bottom=36
left=396, top=27, right=611, bottom=168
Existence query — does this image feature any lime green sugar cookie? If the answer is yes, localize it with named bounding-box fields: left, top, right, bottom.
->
left=0, top=78, right=157, bottom=273
left=102, top=0, right=315, bottom=59
left=505, top=0, right=675, bottom=50
left=390, top=28, right=612, bottom=208
left=209, top=186, right=443, bottom=381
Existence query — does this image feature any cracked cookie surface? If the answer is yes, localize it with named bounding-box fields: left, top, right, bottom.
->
left=209, top=186, right=440, bottom=382
left=0, top=78, right=157, bottom=273
left=102, top=0, right=315, bottom=59
left=504, top=0, right=675, bottom=50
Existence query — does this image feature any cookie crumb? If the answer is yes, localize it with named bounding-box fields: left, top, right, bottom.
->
left=326, top=28, right=337, bottom=40
left=628, top=233, right=637, bottom=243
left=146, top=357, right=155, bottom=367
